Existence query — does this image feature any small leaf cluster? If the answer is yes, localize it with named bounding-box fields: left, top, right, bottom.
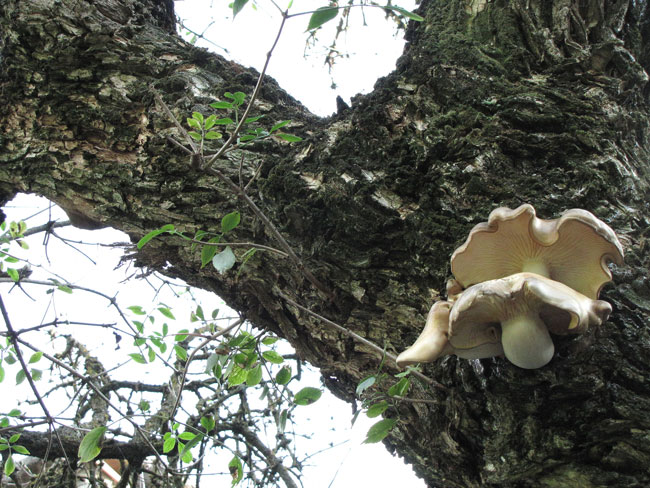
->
left=0, top=339, right=42, bottom=386
left=355, top=365, right=419, bottom=443
left=125, top=303, right=201, bottom=365
left=187, top=91, right=302, bottom=146
left=306, top=3, right=424, bottom=32
left=138, top=211, right=254, bottom=275
left=162, top=417, right=213, bottom=464
left=0, top=412, right=30, bottom=477
left=0, top=220, right=29, bottom=282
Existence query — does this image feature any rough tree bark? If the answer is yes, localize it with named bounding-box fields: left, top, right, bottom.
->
left=2, top=0, right=650, bottom=486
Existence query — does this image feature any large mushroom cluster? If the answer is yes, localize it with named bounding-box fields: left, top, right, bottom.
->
left=397, top=204, right=624, bottom=369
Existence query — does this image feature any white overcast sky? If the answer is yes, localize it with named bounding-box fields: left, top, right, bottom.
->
left=3, top=1, right=427, bottom=487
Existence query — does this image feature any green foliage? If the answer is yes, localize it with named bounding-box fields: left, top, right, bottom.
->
left=355, top=363, right=420, bottom=443
left=78, top=426, right=107, bottom=463
left=294, top=387, right=322, bottom=406
left=306, top=6, right=339, bottom=31
left=228, top=455, right=244, bottom=485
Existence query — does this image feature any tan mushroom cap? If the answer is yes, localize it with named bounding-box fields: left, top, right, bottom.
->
left=396, top=300, right=504, bottom=368
left=396, top=301, right=453, bottom=367
left=448, top=272, right=612, bottom=369
left=450, top=204, right=624, bottom=299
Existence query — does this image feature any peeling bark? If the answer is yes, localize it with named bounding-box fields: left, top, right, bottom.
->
left=2, top=0, right=650, bottom=486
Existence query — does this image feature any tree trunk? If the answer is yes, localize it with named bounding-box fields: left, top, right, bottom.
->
left=2, top=0, right=650, bottom=486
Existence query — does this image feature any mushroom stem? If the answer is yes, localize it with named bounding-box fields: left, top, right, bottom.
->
left=521, top=259, right=550, bottom=278
left=501, top=313, right=555, bottom=369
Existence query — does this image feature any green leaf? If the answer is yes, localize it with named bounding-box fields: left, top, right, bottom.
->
left=8, top=409, right=20, bottom=417
left=15, top=369, right=26, bottom=385
left=363, top=418, right=397, bottom=444
left=0, top=365, right=4, bottom=383
left=128, top=305, right=147, bottom=315
left=192, top=112, right=204, bottom=124
left=356, top=375, right=376, bottom=396
left=204, top=114, right=217, bottom=130
left=174, top=344, right=187, bottom=361
left=147, top=347, right=156, bottom=363
left=137, top=224, right=175, bottom=249
left=188, top=131, right=202, bottom=141
left=388, top=377, right=410, bottom=397
left=162, top=322, right=169, bottom=336
left=163, top=436, right=176, bottom=453
left=261, top=336, right=278, bottom=346
left=366, top=401, right=389, bottom=418
left=201, top=236, right=221, bottom=268
left=57, top=285, right=73, bottom=294
left=262, top=350, right=284, bottom=364
left=194, top=305, right=205, bottom=321
left=12, top=445, right=29, bottom=455
left=230, top=92, right=246, bottom=106
left=246, top=364, right=263, bottom=386
left=129, top=353, right=147, bottom=364
left=31, top=368, right=42, bottom=381
left=221, top=211, right=241, bottom=233
left=200, top=416, right=215, bottom=432
left=294, top=387, right=322, bottom=406
left=187, top=117, right=201, bottom=129
left=175, top=329, right=189, bottom=342
left=178, top=431, right=196, bottom=441
left=157, top=307, right=175, bottom=320
left=78, top=426, right=107, bottom=463
left=179, top=433, right=202, bottom=461
left=8, top=434, right=20, bottom=443
left=385, top=5, right=424, bottom=21
left=133, top=337, right=146, bottom=347
left=307, top=6, right=338, bottom=31
left=139, top=400, right=150, bottom=412
left=4, top=454, right=14, bottom=476
left=270, top=120, right=290, bottom=133
left=204, top=131, right=222, bottom=140
left=232, top=0, right=249, bottom=17
left=275, top=366, right=291, bottom=385
left=6, top=268, right=18, bottom=282
left=276, top=133, right=302, bottom=142
left=228, top=365, right=248, bottom=386
left=214, top=117, right=235, bottom=125
left=228, top=456, right=244, bottom=485
left=210, top=101, right=233, bottom=109
left=244, top=115, right=264, bottom=124
left=212, top=247, right=236, bottom=274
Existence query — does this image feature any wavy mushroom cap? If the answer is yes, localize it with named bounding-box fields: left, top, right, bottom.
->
left=448, top=273, right=612, bottom=369
left=450, top=204, right=624, bottom=299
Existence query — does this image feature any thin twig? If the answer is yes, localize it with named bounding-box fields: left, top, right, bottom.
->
left=205, top=12, right=289, bottom=167
left=14, top=338, right=168, bottom=468
left=168, top=319, right=244, bottom=423
left=205, top=166, right=334, bottom=299
left=185, top=238, right=288, bottom=257
left=0, top=294, right=69, bottom=486
left=279, top=293, right=447, bottom=391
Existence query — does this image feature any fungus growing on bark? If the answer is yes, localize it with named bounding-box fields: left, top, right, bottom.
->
left=450, top=204, right=624, bottom=299
left=397, top=205, right=623, bottom=369
left=448, top=273, right=613, bottom=369
left=396, top=301, right=503, bottom=367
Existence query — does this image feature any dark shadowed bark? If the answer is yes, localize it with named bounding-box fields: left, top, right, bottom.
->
left=2, top=0, right=650, bottom=486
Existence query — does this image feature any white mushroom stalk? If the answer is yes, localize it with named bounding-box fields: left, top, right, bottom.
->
left=500, top=312, right=554, bottom=369
left=448, top=273, right=613, bottom=369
